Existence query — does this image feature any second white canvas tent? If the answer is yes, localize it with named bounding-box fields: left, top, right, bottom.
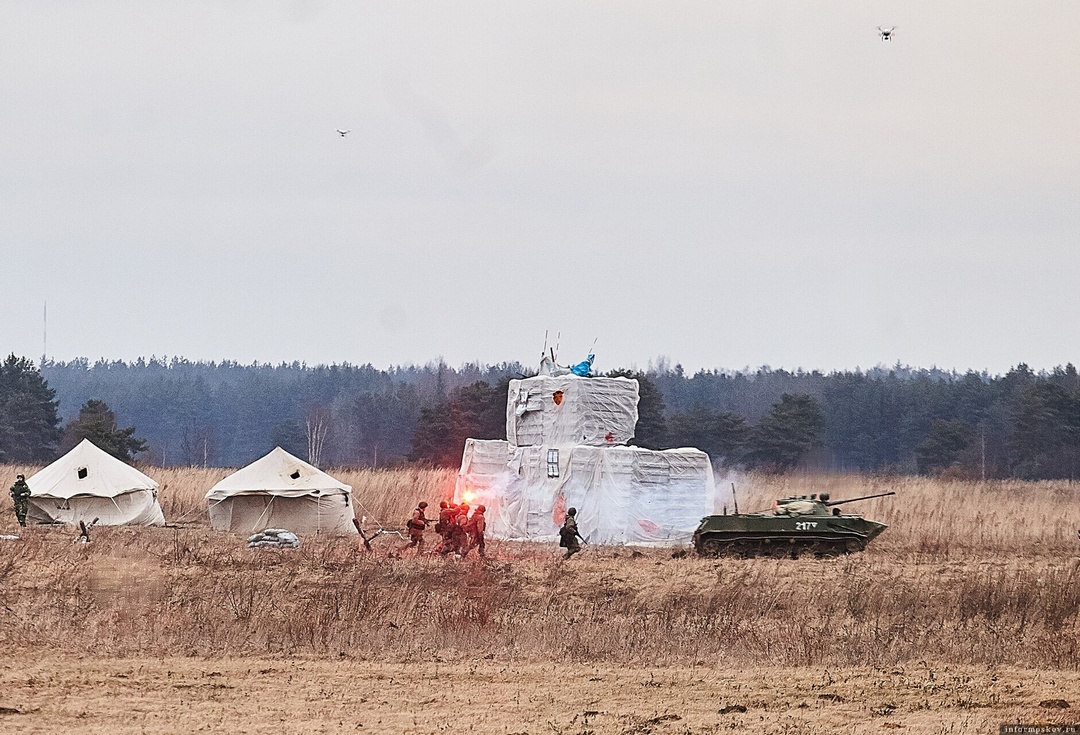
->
left=206, top=447, right=357, bottom=534
left=25, top=438, right=166, bottom=526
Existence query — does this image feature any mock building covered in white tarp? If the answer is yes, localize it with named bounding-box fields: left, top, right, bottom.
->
left=506, top=375, right=639, bottom=447
left=25, top=439, right=166, bottom=526
left=457, top=439, right=713, bottom=545
left=206, top=447, right=357, bottom=535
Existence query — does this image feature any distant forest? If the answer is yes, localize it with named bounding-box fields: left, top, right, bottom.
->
left=12, top=356, right=1076, bottom=480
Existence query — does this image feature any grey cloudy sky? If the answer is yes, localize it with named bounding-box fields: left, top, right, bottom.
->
left=3, top=2, right=1078, bottom=374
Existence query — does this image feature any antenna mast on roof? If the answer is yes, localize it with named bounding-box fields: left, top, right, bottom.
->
left=554, top=332, right=561, bottom=362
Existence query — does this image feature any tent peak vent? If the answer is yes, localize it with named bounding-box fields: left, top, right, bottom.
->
left=289, top=470, right=301, bottom=480
left=77, top=467, right=88, bottom=480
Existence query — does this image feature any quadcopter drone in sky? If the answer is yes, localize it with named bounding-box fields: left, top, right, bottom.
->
left=878, top=26, right=896, bottom=41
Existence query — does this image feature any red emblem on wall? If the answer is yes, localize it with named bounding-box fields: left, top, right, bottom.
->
left=552, top=494, right=567, bottom=525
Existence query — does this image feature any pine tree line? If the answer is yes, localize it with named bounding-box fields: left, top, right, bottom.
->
left=0, top=355, right=1074, bottom=479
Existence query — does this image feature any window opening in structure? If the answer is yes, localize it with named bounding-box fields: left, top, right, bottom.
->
left=546, top=449, right=559, bottom=478
left=289, top=469, right=301, bottom=480
left=77, top=467, right=88, bottom=480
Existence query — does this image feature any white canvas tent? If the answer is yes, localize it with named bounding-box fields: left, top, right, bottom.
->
left=25, top=438, right=166, bottom=526
left=206, top=447, right=357, bottom=535
left=456, top=439, right=714, bottom=546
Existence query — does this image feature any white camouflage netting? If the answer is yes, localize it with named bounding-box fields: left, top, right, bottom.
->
left=505, top=376, right=639, bottom=447
left=456, top=440, right=714, bottom=546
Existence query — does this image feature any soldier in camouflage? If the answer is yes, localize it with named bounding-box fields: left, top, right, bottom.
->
left=400, top=501, right=430, bottom=553
left=463, top=504, right=487, bottom=559
left=9, top=474, right=30, bottom=527
left=559, top=507, right=585, bottom=560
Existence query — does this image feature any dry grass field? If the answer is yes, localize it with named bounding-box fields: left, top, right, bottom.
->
left=2, top=464, right=1079, bottom=733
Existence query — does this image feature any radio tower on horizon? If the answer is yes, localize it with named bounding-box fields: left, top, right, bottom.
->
left=41, top=301, right=47, bottom=368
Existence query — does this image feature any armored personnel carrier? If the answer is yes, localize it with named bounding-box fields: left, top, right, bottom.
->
left=692, top=491, right=895, bottom=558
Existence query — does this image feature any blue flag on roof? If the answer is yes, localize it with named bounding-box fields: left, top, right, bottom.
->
left=570, top=354, right=595, bottom=377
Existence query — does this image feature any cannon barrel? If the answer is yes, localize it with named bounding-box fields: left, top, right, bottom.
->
left=823, top=491, right=896, bottom=507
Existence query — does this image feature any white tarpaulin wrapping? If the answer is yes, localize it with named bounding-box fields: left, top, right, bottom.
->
left=456, top=443, right=714, bottom=546
left=506, top=376, right=639, bottom=447
left=206, top=447, right=357, bottom=535
left=455, top=438, right=513, bottom=521
left=24, top=439, right=166, bottom=526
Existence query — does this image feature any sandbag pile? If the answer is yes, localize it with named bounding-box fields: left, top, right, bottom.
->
left=246, top=528, right=300, bottom=549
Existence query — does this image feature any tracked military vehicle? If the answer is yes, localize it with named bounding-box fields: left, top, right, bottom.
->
left=692, top=491, right=895, bottom=558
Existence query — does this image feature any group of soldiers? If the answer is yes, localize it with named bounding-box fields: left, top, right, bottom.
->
left=401, top=500, right=487, bottom=558
left=399, top=499, right=587, bottom=560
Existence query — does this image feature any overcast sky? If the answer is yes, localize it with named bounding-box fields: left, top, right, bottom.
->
left=3, top=2, right=1078, bottom=375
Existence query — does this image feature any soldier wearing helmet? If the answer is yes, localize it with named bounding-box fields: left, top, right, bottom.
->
left=463, top=504, right=487, bottom=559
left=432, top=501, right=455, bottom=554
left=559, top=507, right=585, bottom=560
left=446, top=502, right=470, bottom=556
left=401, top=501, right=430, bottom=553
left=9, top=473, right=30, bottom=527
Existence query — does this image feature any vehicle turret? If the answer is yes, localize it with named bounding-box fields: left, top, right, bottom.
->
left=772, top=491, right=896, bottom=517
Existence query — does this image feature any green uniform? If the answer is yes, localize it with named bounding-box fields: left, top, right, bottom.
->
left=9, top=479, right=30, bottom=527
left=405, top=508, right=428, bottom=549
left=559, top=515, right=582, bottom=559
left=464, top=510, right=486, bottom=559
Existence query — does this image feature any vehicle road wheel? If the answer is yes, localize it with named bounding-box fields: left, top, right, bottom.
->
left=701, top=538, right=723, bottom=557
left=733, top=541, right=755, bottom=558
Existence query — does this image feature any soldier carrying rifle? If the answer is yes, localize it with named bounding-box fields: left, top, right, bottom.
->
left=463, top=504, right=487, bottom=559
left=9, top=474, right=30, bottom=527
left=400, top=501, right=430, bottom=553
left=442, top=502, right=470, bottom=556
left=559, top=507, right=586, bottom=560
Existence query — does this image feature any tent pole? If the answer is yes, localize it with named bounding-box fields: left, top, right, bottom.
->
left=250, top=495, right=275, bottom=533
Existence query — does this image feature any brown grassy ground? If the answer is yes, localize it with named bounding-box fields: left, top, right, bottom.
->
left=2, top=466, right=1079, bottom=733
left=2, top=657, right=1079, bottom=734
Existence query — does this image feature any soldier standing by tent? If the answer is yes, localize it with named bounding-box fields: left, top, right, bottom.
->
left=9, top=474, right=30, bottom=527
left=400, top=501, right=430, bottom=553
left=559, top=507, right=586, bottom=560
left=463, top=504, right=487, bottom=559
